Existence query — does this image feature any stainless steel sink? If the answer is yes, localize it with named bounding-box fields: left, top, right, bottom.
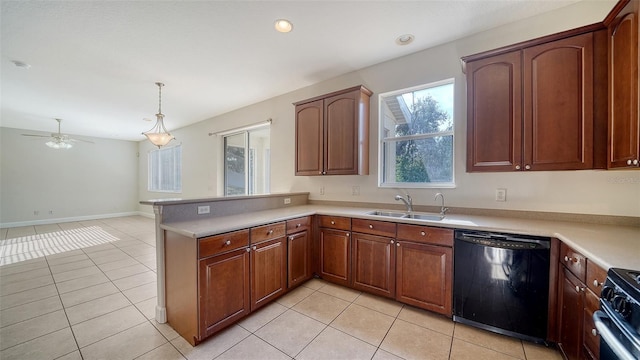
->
left=366, top=210, right=407, bottom=218
left=404, top=212, right=445, bottom=221
left=366, top=210, right=445, bottom=221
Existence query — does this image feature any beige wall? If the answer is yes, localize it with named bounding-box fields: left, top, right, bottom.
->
left=0, top=127, right=139, bottom=226
left=138, top=0, right=640, bottom=218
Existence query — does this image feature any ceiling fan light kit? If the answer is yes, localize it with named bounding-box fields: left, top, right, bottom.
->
left=46, top=138, right=73, bottom=149
left=143, top=82, right=175, bottom=148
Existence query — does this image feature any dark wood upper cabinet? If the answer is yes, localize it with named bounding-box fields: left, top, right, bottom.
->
left=464, top=26, right=607, bottom=172
left=294, top=85, right=372, bottom=176
left=606, top=0, right=640, bottom=168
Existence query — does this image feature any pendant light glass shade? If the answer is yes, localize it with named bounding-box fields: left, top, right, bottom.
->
left=143, top=82, right=175, bottom=148
left=46, top=139, right=73, bottom=149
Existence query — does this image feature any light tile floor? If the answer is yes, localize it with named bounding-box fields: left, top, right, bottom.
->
left=0, top=216, right=563, bottom=360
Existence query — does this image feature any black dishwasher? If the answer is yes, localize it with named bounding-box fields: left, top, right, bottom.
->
left=453, top=230, right=551, bottom=343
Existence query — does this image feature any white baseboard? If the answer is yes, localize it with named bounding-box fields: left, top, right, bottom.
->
left=1, top=211, right=152, bottom=228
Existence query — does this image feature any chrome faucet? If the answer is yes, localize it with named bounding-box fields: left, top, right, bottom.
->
left=434, top=193, right=448, bottom=216
left=395, top=194, right=413, bottom=213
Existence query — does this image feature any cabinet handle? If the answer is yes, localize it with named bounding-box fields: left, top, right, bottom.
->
left=515, top=165, right=521, bottom=170
left=225, top=240, right=231, bottom=246
left=420, top=231, right=426, bottom=236
left=634, top=159, right=639, bottom=166
left=627, top=160, right=633, bottom=165
left=593, top=279, right=602, bottom=287
left=253, top=246, right=257, bottom=251
left=525, top=165, right=531, bottom=170
left=369, top=224, right=374, bottom=229
left=390, top=240, right=395, bottom=244
left=331, top=221, right=335, bottom=225
left=575, top=285, right=585, bottom=293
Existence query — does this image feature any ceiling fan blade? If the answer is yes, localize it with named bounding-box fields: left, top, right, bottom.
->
left=21, top=134, right=50, bottom=138
left=67, top=138, right=94, bottom=144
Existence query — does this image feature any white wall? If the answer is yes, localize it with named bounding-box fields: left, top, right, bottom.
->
left=0, top=127, right=139, bottom=226
left=139, top=0, right=640, bottom=218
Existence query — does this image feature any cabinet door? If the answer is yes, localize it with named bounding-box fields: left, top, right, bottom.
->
left=351, top=233, right=395, bottom=298
left=251, top=237, right=287, bottom=311
left=288, top=230, right=312, bottom=288
left=608, top=1, right=639, bottom=168
left=319, top=228, right=351, bottom=286
left=523, top=32, right=595, bottom=170
left=324, top=91, right=359, bottom=175
left=466, top=50, right=523, bottom=172
left=199, top=248, right=250, bottom=339
left=558, top=266, right=585, bottom=360
left=295, top=100, right=324, bottom=175
left=396, top=241, right=452, bottom=316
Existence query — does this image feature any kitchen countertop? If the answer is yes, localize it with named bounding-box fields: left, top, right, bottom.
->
left=161, top=204, right=640, bottom=271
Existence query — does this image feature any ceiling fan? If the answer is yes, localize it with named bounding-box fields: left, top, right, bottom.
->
left=21, top=118, right=94, bottom=149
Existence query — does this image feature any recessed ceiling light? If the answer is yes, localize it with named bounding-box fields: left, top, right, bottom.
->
left=11, top=60, right=31, bottom=69
left=395, top=34, right=415, bottom=46
left=274, top=19, right=293, bottom=33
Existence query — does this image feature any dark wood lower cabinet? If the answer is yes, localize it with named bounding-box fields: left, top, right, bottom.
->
left=288, top=230, right=312, bottom=288
left=351, top=232, right=395, bottom=298
left=250, top=237, right=287, bottom=311
left=395, top=241, right=452, bottom=315
left=558, top=266, right=585, bottom=360
left=319, top=228, right=351, bottom=286
left=199, top=248, right=250, bottom=340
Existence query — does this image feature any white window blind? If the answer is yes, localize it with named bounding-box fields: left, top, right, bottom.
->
left=148, top=145, right=182, bottom=192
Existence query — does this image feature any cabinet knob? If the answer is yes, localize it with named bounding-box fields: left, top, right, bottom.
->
left=593, top=279, right=601, bottom=287
left=525, top=165, right=531, bottom=170
left=225, top=240, right=231, bottom=246
left=319, top=171, right=323, bottom=175
left=296, top=224, right=301, bottom=228
left=246, top=248, right=251, bottom=252
left=420, top=231, right=426, bottom=236
left=268, top=229, right=273, bottom=235
left=564, top=255, right=577, bottom=263
left=253, top=246, right=257, bottom=251
left=322, top=171, right=327, bottom=175
left=634, top=159, right=639, bottom=166
left=289, top=236, right=294, bottom=241
left=346, top=233, right=350, bottom=237
left=627, top=159, right=633, bottom=165
left=592, top=328, right=597, bottom=336
left=575, top=285, right=585, bottom=293
left=331, top=221, right=335, bottom=225
left=369, top=224, right=373, bottom=229
left=515, top=165, right=521, bottom=170
left=396, top=242, right=400, bottom=247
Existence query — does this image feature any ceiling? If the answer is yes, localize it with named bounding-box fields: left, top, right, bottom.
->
left=1, top=0, right=597, bottom=142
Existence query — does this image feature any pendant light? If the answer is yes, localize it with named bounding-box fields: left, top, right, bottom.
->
left=143, top=82, right=175, bottom=148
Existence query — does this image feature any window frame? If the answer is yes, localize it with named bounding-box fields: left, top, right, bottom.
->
left=377, top=79, right=456, bottom=189
left=147, top=144, right=182, bottom=193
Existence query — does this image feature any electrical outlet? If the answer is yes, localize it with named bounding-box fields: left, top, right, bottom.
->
left=495, top=188, right=507, bottom=202
left=197, top=205, right=210, bottom=215
left=320, top=187, right=325, bottom=195
left=284, top=198, right=291, bottom=204
left=33, top=210, right=39, bottom=216
left=48, top=210, right=53, bottom=215
left=352, top=186, right=360, bottom=196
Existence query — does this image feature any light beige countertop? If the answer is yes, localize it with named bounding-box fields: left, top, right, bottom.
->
left=161, top=204, right=640, bottom=272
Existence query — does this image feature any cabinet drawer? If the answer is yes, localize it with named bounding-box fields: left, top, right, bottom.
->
left=199, top=229, right=249, bottom=259
left=396, top=224, right=453, bottom=247
left=560, top=242, right=586, bottom=282
left=586, top=260, right=607, bottom=296
left=286, top=216, right=311, bottom=234
left=352, top=218, right=396, bottom=238
left=251, top=222, right=286, bottom=244
left=318, top=215, right=351, bottom=230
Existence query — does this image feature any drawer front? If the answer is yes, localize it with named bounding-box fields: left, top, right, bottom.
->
left=560, top=242, right=586, bottom=282
left=251, top=222, right=286, bottom=244
left=586, top=260, right=607, bottom=296
left=199, top=229, right=249, bottom=259
left=352, top=218, right=396, bottom=238
left=286, top=216, right=311, bottom=234
left=396, top=224, right=453, bottom=247
left=318, top=215, right=351, bottom=230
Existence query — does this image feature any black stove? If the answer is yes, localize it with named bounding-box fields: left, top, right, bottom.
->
left=594, top=268, right=640, bottom=360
